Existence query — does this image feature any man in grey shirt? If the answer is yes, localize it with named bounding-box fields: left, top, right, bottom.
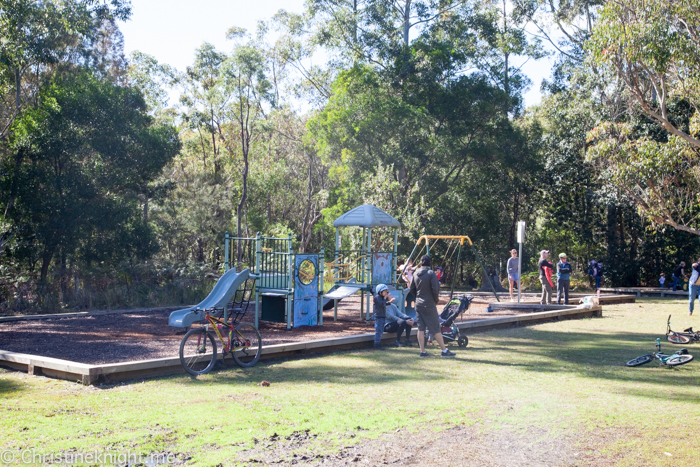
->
left=409, top=255, right=456, bottom=358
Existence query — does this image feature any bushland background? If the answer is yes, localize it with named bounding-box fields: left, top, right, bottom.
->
left=2, top=0, right=698, bottom=314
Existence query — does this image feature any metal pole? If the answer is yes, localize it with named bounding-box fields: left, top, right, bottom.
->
left=255, top=232, right=261, bottom=329
left=517, top=221, right=525, bottom=304
left=367, top=228, right=372, bottom=323
left=335, top=227, right=340, bottom=283
left=224, top=231, right=230, bottom=272
left=450, top=243, right=462, bottom=300
left=472, top=244, right=500, bottom=302
left=393, top=228, right=398, bottom=286
left=287, top=233, right=293, bottom=330
left=360, top=228, right=365, bottom=320
left=518, top=242, right=523, bottom=304
left=319, top=247, right=324, bottom=326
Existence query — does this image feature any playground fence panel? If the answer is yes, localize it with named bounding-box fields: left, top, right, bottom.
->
left=334, top=249, right=367, bottom=283
left=257, top=236, right=293, bottom=291
left=224, top=235, right=256, bottom=272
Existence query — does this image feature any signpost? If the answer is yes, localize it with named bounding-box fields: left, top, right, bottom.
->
left=517, top=221, right=525, bottom=304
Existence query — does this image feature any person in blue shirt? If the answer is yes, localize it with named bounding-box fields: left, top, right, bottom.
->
left=385, top=301, right=415, bottom=347
left=688, top=262, right=700, bottom=316
left=556, top=253, right=572, bottom=305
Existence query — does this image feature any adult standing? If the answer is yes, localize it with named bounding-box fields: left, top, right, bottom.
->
left=689, top=261, right=700, bottom=316
left=409, top=255, right=455, bottom=358
left=538, top=250, right=554, bottom=305
left=672, top=261, right=687, bottom=292
left=507, top=249, right=520, bottom=302
left=556, top=253, right=572, bottom=305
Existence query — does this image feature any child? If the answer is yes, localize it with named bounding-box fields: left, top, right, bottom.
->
left=373, top=284, right=394, bottom=350
left=435, top=267, right=443, bottom=284
left=659, top=273, right=666, bottom=288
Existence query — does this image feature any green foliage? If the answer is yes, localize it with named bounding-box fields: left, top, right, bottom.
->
left=4, top=71, right=180, bottom=281
left=589, top=0, right=700, bottom=145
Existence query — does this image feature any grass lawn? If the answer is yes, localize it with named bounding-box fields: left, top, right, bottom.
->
left=1, top=299, right=699, bottom=466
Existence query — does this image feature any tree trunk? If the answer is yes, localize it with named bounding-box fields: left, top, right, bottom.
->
left=403, top=0, right=411, bottom=46
left=237, top=138, right=249, bottom=263
left=40, top=244, right=57, bottom=284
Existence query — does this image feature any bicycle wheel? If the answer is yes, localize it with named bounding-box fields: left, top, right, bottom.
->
left=665, top=354, right=694, bottom=366
left=626, top=354, right=653, bottom=367
left=231, top=323, right=262, bottom=368
left=667, top=333, right=691, bottom=344
left=179, top=327, right=217, bottom=376
left=458, top=336, right=468, bottom=348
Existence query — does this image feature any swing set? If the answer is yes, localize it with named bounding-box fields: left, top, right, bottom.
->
left=400, top=235, right=500, bottom=302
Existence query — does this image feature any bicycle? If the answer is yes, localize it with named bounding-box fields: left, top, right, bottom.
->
left=179, top=307, right=262, bottom=376
left=626, top=338, right=694, bottom=367
left=666, top=315, right=700, bottom=344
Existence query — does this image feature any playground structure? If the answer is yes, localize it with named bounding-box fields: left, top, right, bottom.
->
left=170, top=233, right=325, bottom=330
left=170, top=204, right=403, bottom=331
left=323, top=204, right=405, bottom=322
left=168, top=205, right=500, bottom=332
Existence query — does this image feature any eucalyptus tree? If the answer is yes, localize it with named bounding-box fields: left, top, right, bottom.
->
left=0, top=0, right=131, bottom=260
left=0, top=0, right=131, bottom=141
left=307, top=0, right=473, bottom=66
left=585, top=0, right=700, bottom=236
left=176, top=31, right=274, bottom=260
left=220, top=32, right=274, bottom=248
left=309, top=7, right=519, bottom=236
left=469, top=0, right=548, bottom=114
left=127, top=51, right=179, bottom=119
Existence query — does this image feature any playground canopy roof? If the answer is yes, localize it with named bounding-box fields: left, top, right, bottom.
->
left=333, top=204, right=401, bottom=228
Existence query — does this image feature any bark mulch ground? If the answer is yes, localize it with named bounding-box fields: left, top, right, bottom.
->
left=0, top=293, right=530, bottom=365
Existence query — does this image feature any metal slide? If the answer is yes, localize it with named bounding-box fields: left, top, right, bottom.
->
left=322, top=278, right=358, bottom=309
left=168, top=268, right=251, bottom=328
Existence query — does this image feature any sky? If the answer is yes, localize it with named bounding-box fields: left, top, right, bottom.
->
left=118, top=0, right=555, bottom=109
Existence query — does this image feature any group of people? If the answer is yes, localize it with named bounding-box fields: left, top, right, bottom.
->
left=506, top=249, right=576, bottom=305
left=667, top=261, right=689, bottom=291
left=663, top=260, right=700, bottom=316
left=536, top=250, right=573, bottom=305
left=373, top=255, right=456, bottom=358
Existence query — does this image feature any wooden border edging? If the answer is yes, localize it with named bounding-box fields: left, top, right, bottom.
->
left=599, top=287, right=687, bottom=298
left=0, top=305, right=189, bottom=324
left=0, top=305, right=603, bottom=385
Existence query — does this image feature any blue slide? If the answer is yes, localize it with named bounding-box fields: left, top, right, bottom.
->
left=169, top=268, right=251, bottom=328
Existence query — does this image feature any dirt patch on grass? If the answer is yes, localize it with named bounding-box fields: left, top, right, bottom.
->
left=235, top=423, right=632, bottom=466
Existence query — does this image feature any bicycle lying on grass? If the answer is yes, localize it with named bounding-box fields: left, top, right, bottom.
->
left=666, top=315, right=700, bottom=344
left=179, top=307, right=262, bottom=376
left=626, top=338, right=694, bottom=367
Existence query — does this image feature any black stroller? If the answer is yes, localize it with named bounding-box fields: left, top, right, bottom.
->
left=426, top=294, right=474, bottom=348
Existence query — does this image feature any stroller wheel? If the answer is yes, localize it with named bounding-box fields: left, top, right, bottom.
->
left=458, top=336, right=468, bottom=348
